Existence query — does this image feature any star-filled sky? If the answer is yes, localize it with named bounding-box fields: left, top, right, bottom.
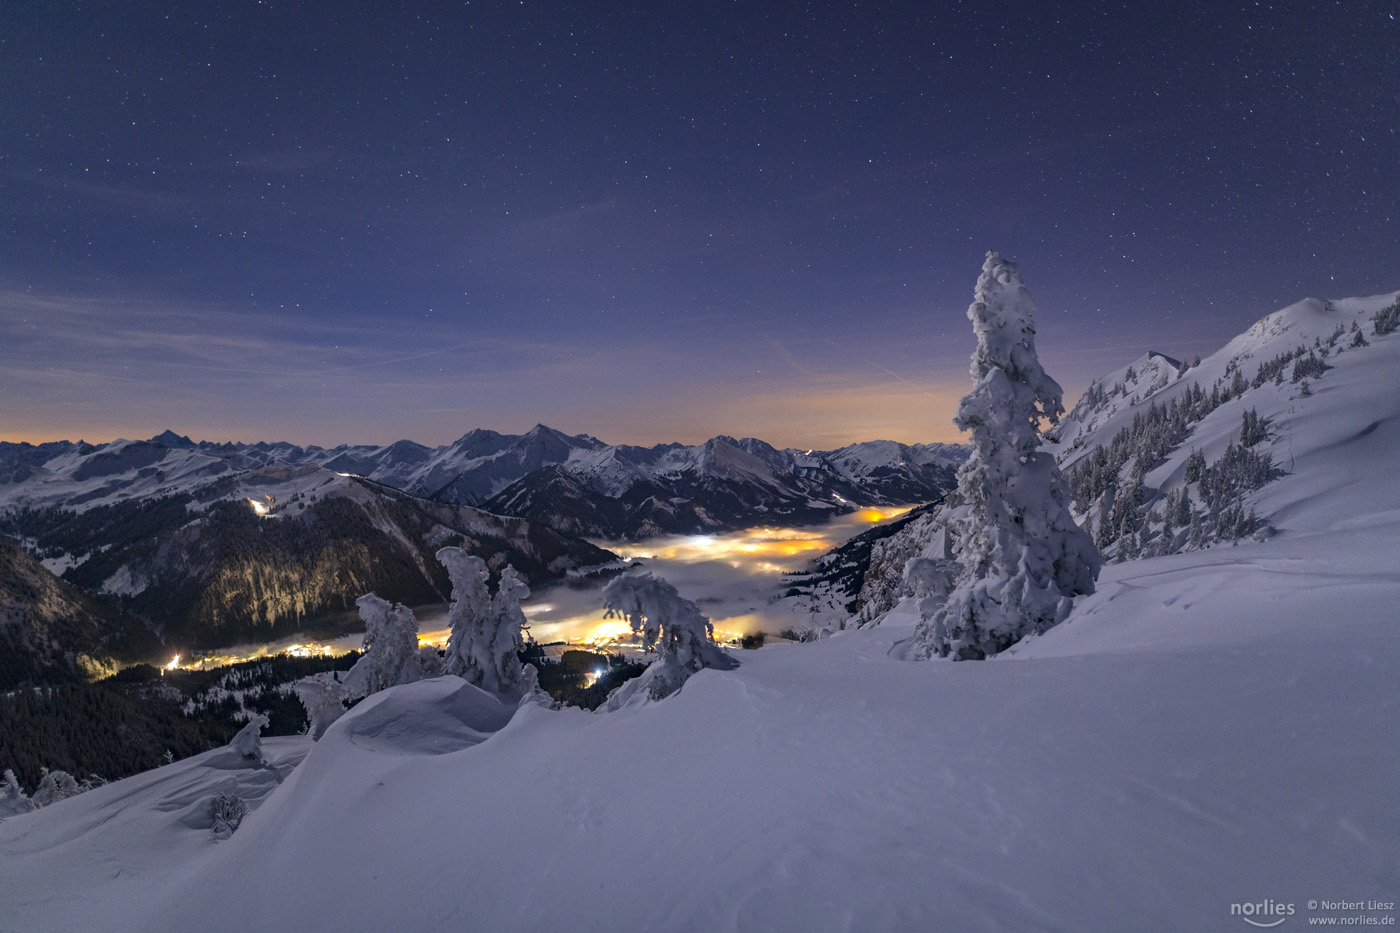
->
left=3, top=1, right=1396, bottom=449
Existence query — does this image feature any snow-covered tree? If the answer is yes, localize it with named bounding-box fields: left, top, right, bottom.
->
left=341, top=594, right=423, bottom=696
left=31, top=769, right=83, bottom=807
left=1372, top=297, right=1399, bottom=337
left=0, top=768, right=35, bottom=817
left=210, top=793, right=249, bottom=839
left=293, top=595, right=424, bottom=739
left=485, top=565, right=530, bottom=691
left=915, top=252, right=1100, bottom=660
left=435, top=547, right=534, bottom=695
left=292, top=671, right=351, bottom=741
left=230, top=713, right=270, bottom=762
left=436, top=547, right=491, bottom=676
left=600, top=572, right=734, bottom=709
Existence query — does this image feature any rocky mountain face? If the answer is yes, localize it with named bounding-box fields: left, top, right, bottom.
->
left=0, top=537, right=158, bottom=690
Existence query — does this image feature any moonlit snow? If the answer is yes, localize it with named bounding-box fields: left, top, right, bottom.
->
left=2, top=291, right=1398, bottom=932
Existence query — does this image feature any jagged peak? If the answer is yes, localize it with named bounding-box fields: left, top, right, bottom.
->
left=148, top=429, right=196, bottom=448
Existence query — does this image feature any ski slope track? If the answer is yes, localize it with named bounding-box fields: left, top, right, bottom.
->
left=2, top=291, right=1398, bottom=932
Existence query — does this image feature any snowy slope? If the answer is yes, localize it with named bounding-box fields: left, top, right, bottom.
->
left=3, top=511, right=1397, bottom=932
left=845, top=291, right=1400, bottom=626
left=1050, top=294, right=1396, bottom=474
left=1054, top=292, right=1399, bottom=552
left=3, top=292, right=1397, bottom=932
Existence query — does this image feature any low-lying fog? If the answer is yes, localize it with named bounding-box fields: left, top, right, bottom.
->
left=175, top=507, right=911, bottom=667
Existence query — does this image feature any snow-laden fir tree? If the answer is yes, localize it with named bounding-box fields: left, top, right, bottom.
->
left=485, top=565, right=530, bottom=690
left=31, top=769, right=83, bottom=808
left=435, top=547, right=533, bottom=694
left=341, top=594, right=423, bottom=696
left=0, top=768, right=35, bottom=817
left=230, top=713, right=270, bottom=762
left=600, top=572, right=734, bottom=710
left=292, top=671, right=350, bottom=741
left=295, top=595, right=424, bottom=738
left=210, top=793, right=250, bottom=839
left=915, top=251, right=1100, bottom=660
left=436, top=547, right=491, bottom=676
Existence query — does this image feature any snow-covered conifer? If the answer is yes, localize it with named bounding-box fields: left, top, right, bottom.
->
left=292, top=671, right=350, bottom=741
left=230, top=713, right=270, bottom=762
left=915, top=252, right=1100, bottom=660
left=0, top=768, right=35, bottom=817
left=1372, top=298, right=1399, bottom=337
left=32, top=769, right=82, bottom=807
left=436, top=547, right=492, bottom=678
left=1184, top=449, right=1206, bottom=484
left=435, top=548, right=535, bottom=695
left=902, top=556, right=960, bottom=622
left=342, top=594, right=423, bottom=696
left=418, top=645, right=447, bottom=679
left=484, top=565, right=530, bottom=693
left=600, top=573, right=734, bottom=708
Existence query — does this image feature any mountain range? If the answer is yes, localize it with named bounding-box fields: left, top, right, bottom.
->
left=0, top=427, right=962, bottom=667
left=0, top=425, right=963, bottom=538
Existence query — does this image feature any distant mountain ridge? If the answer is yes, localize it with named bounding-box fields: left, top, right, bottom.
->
left=0, top=425, right=966, bottom=539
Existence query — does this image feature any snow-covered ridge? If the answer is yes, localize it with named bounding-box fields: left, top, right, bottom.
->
left=0, top=424, right=964, bottom=516
left=845, top=288, right=1400, bottom=629
left=0, top=426, right=967, bottom=545
left=1049, top=292, right=1397, bottom=465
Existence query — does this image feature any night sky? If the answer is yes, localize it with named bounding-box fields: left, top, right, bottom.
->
left=3, top=1, right=1396, bottom=449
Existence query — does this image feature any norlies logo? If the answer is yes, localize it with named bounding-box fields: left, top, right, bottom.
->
left=1231, top=899, right=1296, bottom=927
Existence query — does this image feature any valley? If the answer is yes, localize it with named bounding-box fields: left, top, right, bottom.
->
left=163, top=506, right=917, bottom=668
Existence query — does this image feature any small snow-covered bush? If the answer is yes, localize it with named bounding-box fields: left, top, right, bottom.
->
left=210, top=793, right=249, bottom=838
left=31, top=769, right=83, bottom=807
left=230, top=713, right=269, bottom=762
